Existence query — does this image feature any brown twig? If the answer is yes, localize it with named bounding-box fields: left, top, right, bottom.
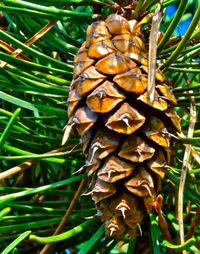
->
left=0, top=39, right=32, bottom=61
left=0, top=4, right=74, bottom=69
left=186, top=207, right=200, bottom=240
left=39, top=178, right=87, bottom=254
left=177, top=95, right=196, bottom=253
left=0, top=159, right=36, bottom=182
left=155, top=194, right=173, bottom=254
left=191, top=147, right=200, bottom=165
left=0, top=20, right=57, bottom=68
left=147, top=0, right=163, bottom=104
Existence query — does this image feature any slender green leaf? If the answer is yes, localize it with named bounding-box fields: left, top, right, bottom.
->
left=77, top=224, right=104, bottom=254
left=162, top=2, right=200, bottom=69
left=127, top=238, right=137, bottom=254
left=0, top=108, right=21, bottom=153
left=0, top=174, right=86, bottom=209
left=0, top=51, right=72, bottom=75
left=0, top=218, right=61, bottom=233
left=1, top=231, right=31, bottom=254
left=0, top=29, right=73, bottom=70
left=150, top=211, right=160, bottom=254
left=161, top=237, right=196, bottom=251
left=0, top=207, right=11, bottom=218
left=158, top=0, right=188, bottom=52
left=1, top=0, right=93, bottom=18
left=29, top=218, right=98, bottom=244
left=0, top=92, right=38, bottom=115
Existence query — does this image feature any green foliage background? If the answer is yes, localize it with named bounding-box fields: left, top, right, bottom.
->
left=0, top=0, right=199, bottom=253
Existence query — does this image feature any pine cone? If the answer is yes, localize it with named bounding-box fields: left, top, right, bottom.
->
left=65, top=13, right=181, bottom=239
